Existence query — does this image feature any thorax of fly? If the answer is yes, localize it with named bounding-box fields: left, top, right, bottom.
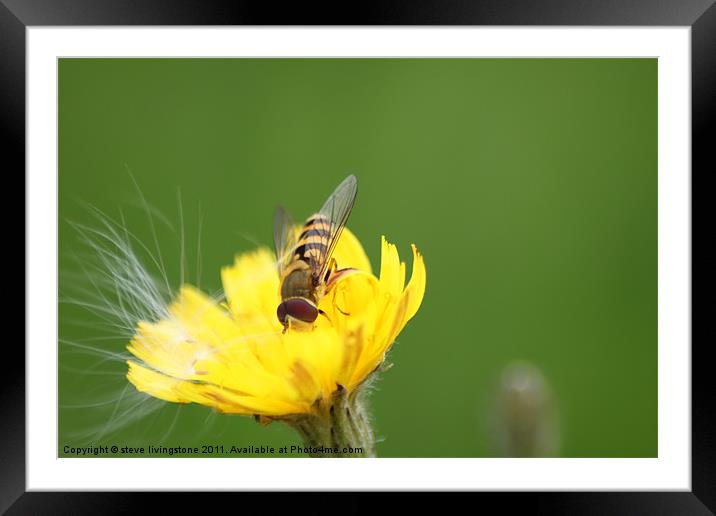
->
left=280, top=260, right=325, bottom=303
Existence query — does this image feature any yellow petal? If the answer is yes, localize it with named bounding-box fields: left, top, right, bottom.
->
left=127, top=286, right=245, bottom=381
left=332, top=227, right=372, bottom=274
left=173, top=381, right=305, bottom=415
left=127, top=320, right=202, bottom=380
left=404, top=244, right=427, bottom=322
left=170, top=286, right=241, bottom=345
left=127, top=360, right=189, bottom=404
left=319, top=270, right=379, bottom=326
left=379, top=236, right=403, bottom=295
left=221, top=247, right=280, bottom=323
left=348, top=240, right=426, bottom=386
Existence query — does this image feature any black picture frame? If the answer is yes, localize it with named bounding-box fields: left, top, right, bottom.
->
left=6, top=0, right=714, bottom=512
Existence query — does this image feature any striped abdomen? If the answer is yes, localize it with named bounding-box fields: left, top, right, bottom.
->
left=293, top=213, right=332, bottom=266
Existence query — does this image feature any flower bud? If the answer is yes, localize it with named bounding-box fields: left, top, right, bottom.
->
left=490, top=361, right=560, bottom=457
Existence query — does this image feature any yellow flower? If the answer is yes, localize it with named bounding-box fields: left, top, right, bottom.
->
left=126, top=229, right=426, bottom=422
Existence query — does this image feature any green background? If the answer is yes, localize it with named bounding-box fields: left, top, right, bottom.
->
left=59, top=58, right=657, bottom=458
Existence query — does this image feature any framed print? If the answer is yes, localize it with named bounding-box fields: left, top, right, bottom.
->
left=7, top=0, right=715, bottom=511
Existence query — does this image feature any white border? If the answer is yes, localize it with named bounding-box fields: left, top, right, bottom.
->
left=27, top=27, right=690, bottom=490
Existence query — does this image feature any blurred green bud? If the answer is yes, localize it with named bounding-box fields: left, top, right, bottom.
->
left=490, top=361, right=560, bottom=457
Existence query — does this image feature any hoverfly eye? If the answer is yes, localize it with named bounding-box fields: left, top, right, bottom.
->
left=284, top=298, right=319, bottom=324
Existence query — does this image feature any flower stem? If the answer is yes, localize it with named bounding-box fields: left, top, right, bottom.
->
left=286, top=385, right=376, bottom=458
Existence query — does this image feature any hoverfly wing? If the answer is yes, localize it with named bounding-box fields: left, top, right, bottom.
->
left=273, top=205, right=297, bottom=272
left=311, top=174, right=358, bottom=281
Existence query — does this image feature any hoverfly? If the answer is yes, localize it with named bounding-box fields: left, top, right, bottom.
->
left=274, top=175, right=358, bottom=332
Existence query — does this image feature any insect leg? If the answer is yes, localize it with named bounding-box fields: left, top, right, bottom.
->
left=318, top=309, right=333, bottom=325
left=335, top=304, right=351, bottom=316
left=324, top=257, right=337, bottom=282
